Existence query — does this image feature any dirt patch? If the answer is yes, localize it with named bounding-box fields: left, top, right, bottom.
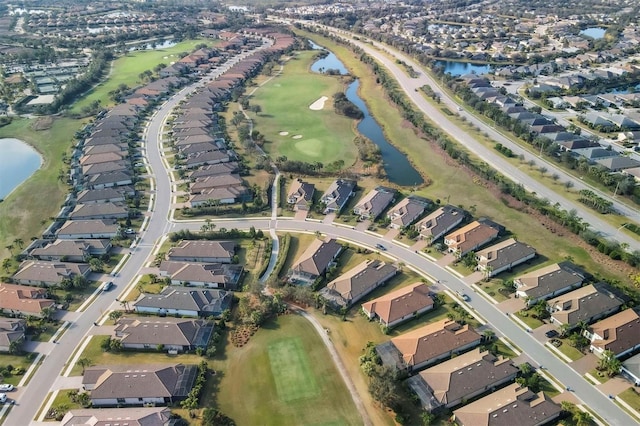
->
left=32, top=116, right=53, bottom=131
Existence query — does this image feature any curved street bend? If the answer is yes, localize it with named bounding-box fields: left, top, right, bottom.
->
left=5, top=33, right=637, bottom=426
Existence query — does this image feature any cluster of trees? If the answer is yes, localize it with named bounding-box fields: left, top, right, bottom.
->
left=577, top=189, right=614, bottom=214
left=236, top=292, right=286, bottom=327
left=275, top=156, right=325, bottom=175
left=333, top=92, right=363, bottom=119
left=180, top=361, right=209, bottom=413
left=494, top=143, right=515, bottom=158
left=169, top=227, right=264, bottom=243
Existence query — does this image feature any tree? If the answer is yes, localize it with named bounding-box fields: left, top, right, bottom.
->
left=77, top=357, right=91, bottom=374
left=597, top=350, right=622, bottom=377
left=109, top=310, right=123, bottom=322
left=574, top=410, right=593, bottom=426
left=2, top=258, right=10, bottom=273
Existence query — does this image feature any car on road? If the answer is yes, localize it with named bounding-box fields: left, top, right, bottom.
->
left=456, top=291, right=470, bottom=301
left=0, top=393, right=6, bottom=403
left=375, top=243, right=387, bottom=251
left=101, top=281, right=114, bottom=292
left=0, top=384, right=13, bottom=392
left=545, top=330, right=559, bottom=339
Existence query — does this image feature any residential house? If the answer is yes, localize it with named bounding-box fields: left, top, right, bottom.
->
left=321, top=179, right=356, bottom=214
left=444, top=219, right=502, bottom=257
left=386, top=196, right=432, bottom=229
left=159, top=261, right=243, bottom=290
left=320, top=260, right=398, bottom=308
left=452, top=383, right=562, bottom=426
left=621, top=352, right=640, bottom=386
left=133, top=286, right=232, bottom=317
left=595, top=156, right=640, bottom=171
left=56, top=219, right=120, bottom=240
left=288, top=238, right=343, bottom=284
left=188, top=162, right=239, bottom=179
left=188, top=185, right=249, bottom=207
left=61, top=407, right=172, bottom=426
left=584, top=308, right=640, bottom=357
left=30, top=239, right=111, bottom=262
left=0, top=318, right=26, bottom=352
left=415, top=205, right=466, bottom=242
left=13, top=260, right=90, bottom=287
left=68, top=202, right=129, bottom=220
left=167, top=240, right=236, bottom=263
left=378, top=319, right=482, bottom=372
left=407, top=348, right=518, bottom=412
left=547, top=283, right=624, bottom=329
left=190, top=174, right=244, bottom=194
left=76, top=188, right=127, bottom=204
left=361, top=282, right=434, bottom=328
left=0, top=283, right=55, bottom=317
left=113, top=317, right=214, bottom=352
left=82, top=363, right=198, bottom=407
left=475, top=238, right=536, bottom=278
left=287, top=179, right=315, bottom=211
left=353, top=186, right=396, bottom=220
left=514, top=262, right=584, bottom=306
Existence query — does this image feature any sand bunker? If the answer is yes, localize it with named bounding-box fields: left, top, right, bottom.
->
left=292, top=135, right=303, bottom=139
left=279, top=131, right=289, bottom=136
left=309, top=96, right=329, bottom=111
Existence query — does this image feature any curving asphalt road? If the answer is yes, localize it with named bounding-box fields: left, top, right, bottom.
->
left=312, top=25, right=639, bottom=250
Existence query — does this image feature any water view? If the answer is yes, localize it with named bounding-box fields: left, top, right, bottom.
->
left=580, top=27, right=607, bottom=39
left=308, top=40, right=349, bottom=75
left=434, top=60, right=492, bottom=77
left=346, top=80, right=424, bottom=186
left=0, top=138, right=42, bottom=199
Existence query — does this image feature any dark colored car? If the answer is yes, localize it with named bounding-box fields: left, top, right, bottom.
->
left=545, top=330, right=559, bottom=339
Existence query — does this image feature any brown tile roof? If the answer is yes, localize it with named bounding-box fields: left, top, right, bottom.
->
left=13, top=260, right=90, bottom=284
left=0, top=283, right=54, bottom=315
left=589, top=308, right=640, bottom=355
left=361, top=282, right=433, bottom=325
left=445, top=220, right=500, bottom=254
left=167, top=240, right=236, bottom=262
left=391, top=319, right=482, bottom=368
left=515, top=262, right=584, bottom=300
left=324, top=260, right=398, bottom=306
left=452, top=383, right=562, bottom=426
left=548, top=283, right=623, bottom=326
left=291, top=238, right=343, bottom=277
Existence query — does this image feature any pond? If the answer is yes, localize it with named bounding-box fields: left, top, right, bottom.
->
left=346, top=80, right=424, bottom=186
left=580, top=27, right=607, bottom=39
left=308, top=40, right=349, bottom=75
left=434, top=60, right=492, bottom=77
left=0, top=138, right=42, bottom=200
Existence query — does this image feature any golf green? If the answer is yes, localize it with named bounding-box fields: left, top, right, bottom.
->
left=267, top=337, right=319, bottom=402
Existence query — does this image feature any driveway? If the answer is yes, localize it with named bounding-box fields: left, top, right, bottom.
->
left=355, top=219, right=370, bottom=231
left=463, top=271, right=484, bottom=285
left=597, top=377, right=633, bottom=397
left=322, top=213, right=336, bottom=224
left=383, top=228, right=400, bottom=241
left=570, top=353, right=599, bottom=375
left=294, top=209, right=308, bottom=220
left=436, top=253, right=456, bottom=266
left=497, top=297, right=525, bottom=314
left=410, top=239, right=429, bottom=252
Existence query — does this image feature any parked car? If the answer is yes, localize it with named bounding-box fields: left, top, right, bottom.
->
left=545, top=330, right=559, bottom=339
left=124, top=228, right=135, bottom=235
left=0, top=393, right=6, bottom=403
left=0, top=384, right=13, bottom=392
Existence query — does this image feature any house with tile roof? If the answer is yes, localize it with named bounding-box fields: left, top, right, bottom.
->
left=113, top=317, right=214, bottom=352
left=159, top=261, right=243, bottom=290
left=353, top=186, right=396, bottom=220
left=0, top=318, right=26, bottom=352
left=378, top=319, right=482, bottom=372
left=287, top=179, right=315, bottom=211
left=320, top=260, right=398, bottom=308
left=133, top=286, right=232, bottom=318
left=514, top=262, right=584, bottom=306
left=361, top=282, right=434, bottom=328
left=13, top=260, right=91, bottom=287
left=61, top=407, right=172, bottom=426
left=386, top=196, right=432, bottom=229
left=321, top=179, right=356, bottom=214
left=407, top=348, right=518, bottom=412
left=444, top=219, right=502, bottom=257
left=30, top=239, right=111, bottom=262
left=452, top=383, right=562, bottom=426
left=584, top=308, right=640, bottom=357
left=288, top=238, right=343, bottom=285
left=56, top=219, right=120, bottom=240
left=0, top=283, right=55, bottom=317
left=547, top=282, right=624, bottom=329
left=475, top=238, right=536, bottom=278
left=167, top=240, right=236, bottom=264
left=82, top=363, right=198, bottom=407
left=415, top=205, right=466, bottom=242
left=68, top=202, right=129, bottom=220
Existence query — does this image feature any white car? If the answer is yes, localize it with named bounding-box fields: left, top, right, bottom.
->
left=0, top=384, right=13, bottom=392
left=0, top=393, right=7, bottom=403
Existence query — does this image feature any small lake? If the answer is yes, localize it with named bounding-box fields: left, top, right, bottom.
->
left=0, top=138, right=42, bottom=199
left=128, top=39, right=177, bottom=51
left=434, top=60, right=492, bottom=77
left=346, top=80, right=424, bottom=186
left=580, top=27, right=607, bottom=39
left=308, top=40, right=349, bottom=75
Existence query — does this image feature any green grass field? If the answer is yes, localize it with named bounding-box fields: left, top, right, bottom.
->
left=249, top=50, right=358, bottom=166
left=267, top=337, right=319, bottom=402
left=71, top=39, right=214, bottom=114
left=217, top=315, right=361, bottom=426
left=0, top=117, right=83, bottom=261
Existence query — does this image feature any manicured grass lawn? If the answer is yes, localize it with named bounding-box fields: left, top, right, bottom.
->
left=555, top=338, right=586, bottom=362
left=46, top=389, right=82, bottom=420
left=216, top=314, right=361, bottom=426
left=267, top=337, right=319, bottom=402
left=514, top=310, right=545, bottom=330
left=71, top=39, right=214, bottom=114
left=69, top=335, right=205, bottom=376
left=297, top=30, right=633, bottom=285
left=0, top=353, right=34, bottom=385
left=618, top=387, right=640, bottom=412
left=249, top=50, right=358, bottom=166
left=278, top=233, right=317, bottom=278
left=0, top=117, right=84, bottom=261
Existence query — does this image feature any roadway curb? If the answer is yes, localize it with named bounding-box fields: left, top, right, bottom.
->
left=615, top=395, right=640, bottom=422
left=471, top=283, right=499, bottom=305
left=63, top=336, right=94, bottom=377
left=37, top=390, right=59, bottom=422
left=18, top=353, right=44, bottom=387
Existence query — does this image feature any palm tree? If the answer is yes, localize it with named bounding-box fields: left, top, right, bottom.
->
left=573, top=410, right=592, bottom=426
left=5, top=244, right=13, bottom=255
left=483, top=330, right=495, bottom=342
left=2, top=259, right=10, bottom=273
left=13, top=238, right=23, bottom=249
left=77, top=357, right=92, bottom=375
